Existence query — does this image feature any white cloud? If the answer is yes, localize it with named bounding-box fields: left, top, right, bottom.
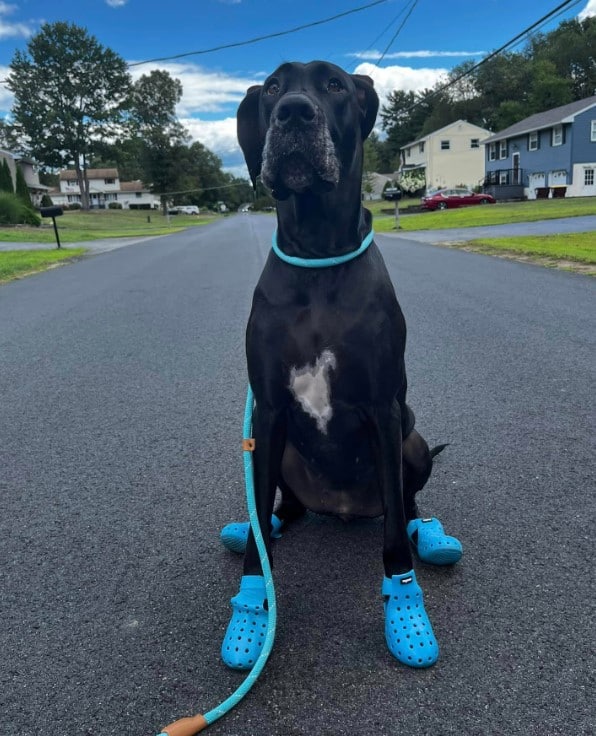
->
left=0, top=1, right=35, bottom=39
left=350, top=50, right=485, bottom=60
left=130, top=61, right=261, bottom=115
left=578, top=0, right=596, bottom=19
left=106, top=0, right=128, bottom=7
left=354, top=62, right=447, bottom=101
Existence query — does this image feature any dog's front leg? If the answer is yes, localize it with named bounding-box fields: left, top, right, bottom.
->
left=221, top=404, right=286, bottom=670
left=367, top=405, right=440, bottom=668
left=243, top=404, right=287, bottom=576
left=366, top=405, right=412, bottom=576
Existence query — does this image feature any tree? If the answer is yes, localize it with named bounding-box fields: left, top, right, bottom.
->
left=0, top=159, right=14, bottom=193
left=8, top=22, right=131, bottom=209
left=15, top=165, right=32, bottom=207
left=128, top=69, right=188, bottom=213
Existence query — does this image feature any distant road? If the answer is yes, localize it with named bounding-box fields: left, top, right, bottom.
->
left=1, top=215, right=594, bottom=735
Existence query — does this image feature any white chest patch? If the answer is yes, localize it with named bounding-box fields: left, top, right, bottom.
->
left=289, top=350, right=337, bottom=434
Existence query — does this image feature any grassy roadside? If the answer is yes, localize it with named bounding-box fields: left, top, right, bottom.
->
left=0, top=248, right=87, bottom=283
left=0, top=208, right=219, bottom=244
left=463, top=232, right=596, bottom=274
left=372, top=196, right=596, bottom=233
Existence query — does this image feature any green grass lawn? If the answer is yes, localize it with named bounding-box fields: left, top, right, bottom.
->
left=0, top=208, right=218, bottom=244
left=468, top=231, right=596, bottom=264
left=372, top=196, right=596, bottom=232
left=0, top=248, right=87, bottom=282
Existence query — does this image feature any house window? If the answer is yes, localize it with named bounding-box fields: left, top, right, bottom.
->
left=585, top=169, right=595, bottom=186
left=591, top=121, right=596, bottom=142
left=441, top=140, right=450, bottom=150
left=528, top=131, right=539, bottom=151
left=499, top=140, right=508, bottom=159
left=419, top=142, right=425, bottom=153
left=488, top=143, right=496, bottom=161
left=406, top=149, right=411, bottom=158
left=470, top=138, right=479, bottom=148
left=552, top=125, right=563, bottom=146
left=499, top=171, right=509, bottom=185
left=135, top=192, right=142, bottom=198
left=104, top=178, right=115, bottom=185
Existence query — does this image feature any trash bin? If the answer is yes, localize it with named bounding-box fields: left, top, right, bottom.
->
left=535, top=187, right=550, bottom=199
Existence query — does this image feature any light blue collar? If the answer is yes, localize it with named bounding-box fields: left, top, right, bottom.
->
left=271, top=229, right=374, bottom=268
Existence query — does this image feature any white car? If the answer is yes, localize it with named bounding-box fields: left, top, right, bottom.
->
left=169, top=205, right=200, bottom=215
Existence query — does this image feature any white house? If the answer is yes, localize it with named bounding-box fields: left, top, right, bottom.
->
left=49, top=168, right=160, bottom=209
left=400, top=120, right=492, bottom=192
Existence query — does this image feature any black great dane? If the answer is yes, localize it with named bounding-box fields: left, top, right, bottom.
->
left=220, top=61, right=462, bottom=670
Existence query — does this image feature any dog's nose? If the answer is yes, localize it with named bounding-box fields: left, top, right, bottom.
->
left=274, top=94, right=316, bottom=127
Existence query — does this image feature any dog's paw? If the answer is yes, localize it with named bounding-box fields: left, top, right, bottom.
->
left=221, top=575, right=269, bottom=670
left=382, top=570, right=439, bottom=668
left=407, top=517, right=463, bottom=566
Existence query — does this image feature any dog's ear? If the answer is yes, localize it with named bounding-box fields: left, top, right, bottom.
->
left=237, top=84, right=264, bottom=189
left=351, top=74, right=379, bottom=141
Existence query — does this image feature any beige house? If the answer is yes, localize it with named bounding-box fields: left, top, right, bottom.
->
left=49, top=168, right=160, bottom=209
left=0, top=149, right=49, bottom=205
left=400, top=120, right=492, bottom=192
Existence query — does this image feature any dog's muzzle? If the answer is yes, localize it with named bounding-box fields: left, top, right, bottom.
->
left=261, top=93, right=340, bottom=199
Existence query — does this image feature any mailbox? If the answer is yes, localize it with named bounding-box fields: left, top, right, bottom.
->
left=39, top=206, right=63, bottom=248
left=40, top=206, right=64, bottom=218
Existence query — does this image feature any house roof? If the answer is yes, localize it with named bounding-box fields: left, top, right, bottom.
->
left=483, top=95, right=596, bottom=144
left=59, top=168, right=119, bottom=180
left=400, top=119, right=492, bottom=150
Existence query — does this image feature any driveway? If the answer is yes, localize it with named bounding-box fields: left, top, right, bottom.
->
left=386, top=214, right=596, bottom=243
left=0, top=235, right=159, bottom=253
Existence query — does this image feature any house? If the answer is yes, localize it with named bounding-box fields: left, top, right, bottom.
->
left=400, top=120, right=492, bottom=192
left=49, top=168, right=160, bottom=209
left=362, top=171, right=399, bottom=200
left=482, top=95, right=596, bottom=200
left=0, top=149, right=49, bottom=205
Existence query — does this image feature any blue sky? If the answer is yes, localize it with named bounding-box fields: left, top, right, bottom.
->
left=0, top=0, right=594, bottom=174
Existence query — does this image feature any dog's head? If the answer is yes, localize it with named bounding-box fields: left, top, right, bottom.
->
left=237, top=61, right=379, bottom=200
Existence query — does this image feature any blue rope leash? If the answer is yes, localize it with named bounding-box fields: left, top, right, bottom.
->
left=157, top=386, right=276, bottom=736
left=157, top=228, right=374, bottom=734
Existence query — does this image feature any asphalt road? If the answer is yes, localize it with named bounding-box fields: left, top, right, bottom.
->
left=1, top=215, right=594, bottom=736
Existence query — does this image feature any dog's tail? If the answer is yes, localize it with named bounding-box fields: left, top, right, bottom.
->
left=430, top=443, right=449, bottom=459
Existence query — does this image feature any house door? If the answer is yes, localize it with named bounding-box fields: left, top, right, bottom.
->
left=512, top=153, right=520, bottom=185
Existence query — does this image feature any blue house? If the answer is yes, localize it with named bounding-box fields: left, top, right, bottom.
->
left=482, top=95, right=596, bottom=200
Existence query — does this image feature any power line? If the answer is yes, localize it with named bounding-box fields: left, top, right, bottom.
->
left=375, top=0, right=419, bottom=67
left=128, top=0, right=389, bottom=68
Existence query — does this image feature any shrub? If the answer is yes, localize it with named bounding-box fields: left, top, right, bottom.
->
left=108, top=201, right=123, bottom=209
left=15, top=166, right=33, bottom=207
left=0, top=191, right=41, bottom=226
left=67, top=202, right=81, bottom=210
left=40, top=194, right=54, bottom=207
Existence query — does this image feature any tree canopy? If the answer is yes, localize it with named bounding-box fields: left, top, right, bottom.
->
left=8, top=22, right=131, bottom=209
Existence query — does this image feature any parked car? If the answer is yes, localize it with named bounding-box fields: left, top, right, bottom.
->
left=168, top=205, right=200, bottom=215
left=421, top=188, right=495, bottom=211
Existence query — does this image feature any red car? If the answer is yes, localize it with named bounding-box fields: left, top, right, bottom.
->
left=421, top=188, right=495, bottom=211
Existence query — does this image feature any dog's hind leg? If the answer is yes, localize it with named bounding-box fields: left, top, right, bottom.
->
left=275, top=476, right=307, bottom=525
left=402, top=429, right=434, bottom=522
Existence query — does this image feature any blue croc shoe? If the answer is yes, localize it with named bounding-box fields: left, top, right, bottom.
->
left=382, top=570, right=439, bottom=668
left=407, top=517, right=463, bottom=566
left=220, top=514, right=283, bottom=554
left=221, top=575, right=269, bottom=670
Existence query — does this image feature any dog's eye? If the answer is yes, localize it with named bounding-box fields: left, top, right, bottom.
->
left=327, top=78, right=344, bottom=93
left=265, top=81, right=280, bottom=96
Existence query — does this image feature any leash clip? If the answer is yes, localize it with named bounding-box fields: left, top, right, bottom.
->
left=242, top=438, right=256, bottom=452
